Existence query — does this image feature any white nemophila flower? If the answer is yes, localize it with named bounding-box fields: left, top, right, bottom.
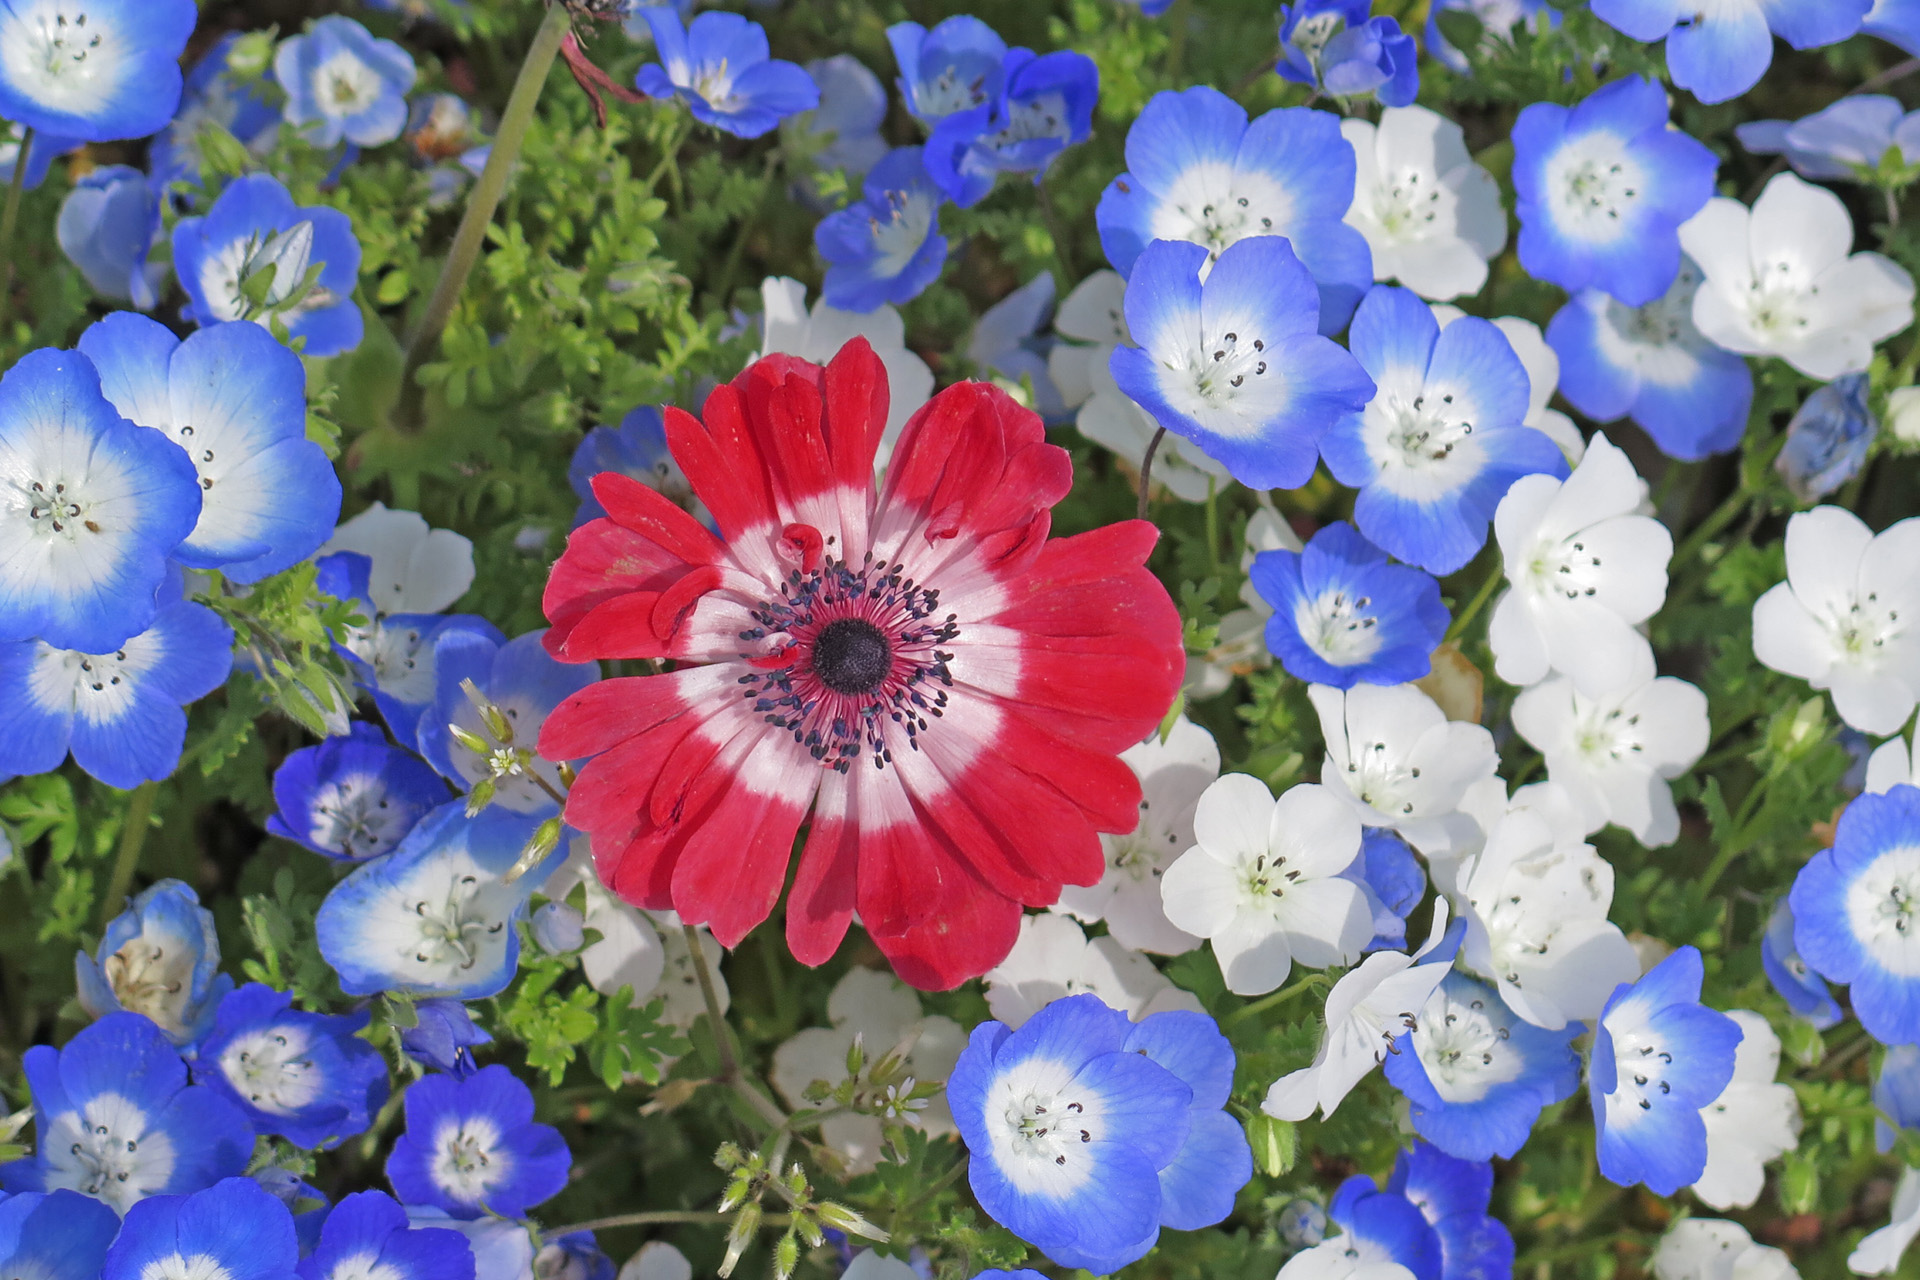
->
left=1511, top=644, right=1709, bottom=847
left=1457, top=809, right=1639, bottom=1029
left=770, top=967, right=965, bottom=1174
left=1752, top=506, right=1920, bottom=735
left=1490, top=432, right=1670, bottom=697
left=1654, top=1219, right=1801, bottom=1280
left=984, top=913, right=1202, bottom=1026
left=1160, top=775, right=1373, bottom=996
left=1679, top=172, right=1916, bottom=381
left=1309, top=682, right=1500, bottom=857
left=1691, top=1009, right=1801, bottom=1211
left=1867, top=724, right=1920, bottom=793
left=1343, top=106, right=1506, bottom=301
left=1262, top=902, right=1455, bottom=1121
left=1433, top=306, right=1586, bottom=465
left=761, top=276, right=934, bottom=462
left=320, top=501, right=475, bottom=615
left=1055, top=715, right=1217, bottom=955
left=1853, top=1166, right=1920, bottom=1276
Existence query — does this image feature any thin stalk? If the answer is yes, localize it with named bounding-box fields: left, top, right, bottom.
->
left=1223, top=973, right=1323, bottom=1027
left=1444, top=565, right=1503, bottom=642
left=0, top=126, right=34, bottom=310
left=1136, top=426, right=1167, bottom=521
left=682, top=924, right=788, bottom=1131
left=1204, top=477, right=1222, bottom=577
left=546, top=1210, right=792, bottom=1235
left=99, top=782, right=159, bottom=932
left=399, top=3, right=571, bottom=423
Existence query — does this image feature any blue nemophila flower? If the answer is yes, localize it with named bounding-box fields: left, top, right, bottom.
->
left=297, top=1191, right=477, bottom=1280
left=1096, top=86, right=1374, bottom=333
left=386, top=1066, right=571, bottom=1219
left=195, top=983, right=391, bottom=1149
left=57, top=165, right=162, bottom=307
left=1321, top=285, right=1567, bottom=576
left=102, top=1178, right=299, bottom=1280
left=568, top=407, right=698, bottom=528
left=79, top=312, right=342, bottom=581
left=267, top=721, right=450, bottom=861
left=1876, top=1043, right=1920, bottom=1153
left=1793, top=784, right=1920, bottom=1046
left=75, top=877, right=233, bottom=1046
left=1276, top=1, right=1417, bottom=108
left=1545, top=257, right=1753, bottom=462
left=1737, top=95, right=1920, bottom=182
left=1589, top=946, right=1743, bottom=1195
left=252, top=1167, right=330, bottom=1254
left=1280, top=1169, right=1442, bottom=1280
left=0, top=348, right=200, bottom=653
left=887, top=16, right=1007, bottom=126
left=174, top=173, right=364, bottom=358
left=400, top=998, right=493, bottom=1078
left=276, top=17, right=417, bottom=149
left=1777, top=373, right=1876, bottom=504
left=1110, top=237, right=1376, bottom=490
left=967, top=271, right=1068, bottom=422
left=814, top=147, right=948, bottom=311
left=1591, top=0, right=1869, bottom=105
left=1385, top=1143, right=1517, bottom=1280
left=0, top=1188, right=121, bottom=1280
left=417, top=629, right=599, bottom=817
left=0, top=0, right=196, bottom=142
left=315, top=803, right=560, bottom=1000
left=151, top=34, right=281, bottom=197
left=1384, top=970, right=1581, bottom=1161
left=0, top=583, right=232, bottom=791
left=1342, top=828, right=1428, bottom=951
left=1760, top=899, right=1842, bottom=1030
left=923, top=48, right=1099, bottom=208
left=1869, top=0, right=1920, bottom=54
left=1122, top=1010, right=1254, bottom=1241
left=1249, top=520, right=1448, bottom=689
left=791, top=55, right=889, bottom=184
left=535, top=1232, right=615, bottom=1280
left=635, top=9, right=819, bottom=140
left=0, top=1013, right=253, bottom=1213
left=1512, top=76, right=1717, bottom=307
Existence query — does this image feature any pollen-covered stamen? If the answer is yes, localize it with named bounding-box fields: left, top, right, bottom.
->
left=1610, top=1027, right=1679, bottom=1112
left=37, top=7, right=103, bottom=74
left=1574, top=701, right=1647, bottom=764
left=1005, top=1092, right=1094, bottom=1168
left=1857, top=850, right=1920, bottom=946
left=24, top=477, right=102, bottom=538
left=1547, top=137, right=1643, bottom=231
left=1371, top=168, right=1444, bottom=239
left=736, top=553, right=961, bottom=773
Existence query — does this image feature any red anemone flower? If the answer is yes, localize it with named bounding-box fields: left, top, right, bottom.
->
left=537, top=338, right=1182, bottom=989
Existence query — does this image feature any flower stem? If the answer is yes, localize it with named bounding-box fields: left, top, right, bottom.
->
left=1136, top=426, right=1167, bottom=521
left=545, top=1210, right=792, bottom=1235
left=0, top=126, right=35, bottom=316
left=682, top=923, right=789, bottom=1130
left=1222, top=972, right=1324, bottom=1027
left=98, top=781, right=158, bottom=932
left=399, top=2, right=571, bottom=426
left=1444, top=563, right=1503, bottom=643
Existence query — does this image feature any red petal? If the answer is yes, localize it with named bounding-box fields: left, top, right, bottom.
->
left=590, top=471, right=726, bottom=565
left=665, top=397, right=778, bottom=539
left=542, top=517, right=694, bottom=653
left=539, top=673, right=694, bottom=760
left=822, top=338, right=887, bottom=491
left=869, top=883, right=1023, bottom=991
left=667, top=743, right=810, bottom=948
left=786, top=775, right=859, bottom=968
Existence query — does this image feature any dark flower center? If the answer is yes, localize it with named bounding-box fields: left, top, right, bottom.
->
left=811, top=617, right=893, bottom=694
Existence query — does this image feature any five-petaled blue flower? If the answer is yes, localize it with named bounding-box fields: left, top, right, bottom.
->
left=56, top=164, right=163, bottom=307
left=923, top=48, right=1099, bottom=208
left=1249, top=520, right=1448, bottom=689
left=635, top=9, right=820, bottom=140
left=150, top=34, right=281, bottom=196
left=275, top=16, right=417, bottom=149
left=887, top=16, right=1007, bottom=125
left=296, top=1190, right=478, bottom=1280
left=1276, top=1, right=1418, bottom=109
left=74, top=878, right=234, bottom=1046
left=1759, top=898, right=1843, bottom=1030
left=1591, top=0, right=1870, bottom=105
left=194, top=983, right=392, bottom=1150
left=267, top=721, right=451, bottom=861
left=385, top=1065, right=572, bottom=1219
left=1384, top=1143, right=1517, bottom=1280
left=815, top=147, right=949, bottom=311
left=102, top=1177, right=301, bottom=1280
left=0, top=0, right=197, bottom=142
left=0, top=1188, right=121, bottom=1280
left=1793, top=784, right=1920, bottom=1047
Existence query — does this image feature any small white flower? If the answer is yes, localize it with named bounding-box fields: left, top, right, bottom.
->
left=983, top=913, right=1202, bottom=1026
left=1752, top=506, right=1920, bottom=736
left=1055, top=715, right=1217, bottom=954
left=1511, top=646, right=1709, bottom=847
left=1160, top=776, right=1373, bottom=996
left=1343, top=106, right=1507, bottom=301
left=1680, top=172, right=1916, bottom=381
left=1867, top=724, right=1920, bottom=794
left=1654, top=1219, right=1801, bottom=1280
left=1310, top=682, right=1500, bottom=857
left=1852, top=1166, right=1920, bottom=1276
left=1691, top=1010, right=1801, bottom=1211
left=1887, top=386, right=1920, bottom=446
left=618, top=1242, right=692, bottom=1280
left=1457, top=809, right=1639, bottom=1029
left=320, top=502, right=475, bottom=616
left=1262, top=902, right=1453, bottom=1121
left=760, top=276, right=933, bottom=465
left=1489, top=432, right=1670, bottom=697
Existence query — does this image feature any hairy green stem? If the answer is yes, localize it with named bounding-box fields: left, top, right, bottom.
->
left=682, top=923, right=789, bottom=1131
left=545, top=1210, right=792, bottom=1235
left=1224, top=973, right=1323, bottom=1027
left=399, top=3, right=571, bottom=425
left=1444, top=563, right=1503, bottom=643
left=99, top=782, right=159, bottom=932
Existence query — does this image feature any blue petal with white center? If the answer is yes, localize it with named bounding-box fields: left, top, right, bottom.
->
left=0, top=584, right=231, bottom=791
left=1545, top=258, right=1752, bottom=462
left=1792, top=784, right=1920, bottom=1046
left=56, top=164, right=162, bottom=306
left=635, top=9, right=819, bottom=140
left=949, top=993, right=1196, bottom=1275
left=815, top=147, right=949, bottom=312
left=1321, top=284, right=1566, bottom=576
left=150, top=34, right=281, bottom=196
left=275, top=16, right=417, bottom=149
left=1096, top=86, right=1374, bottom=333
left=0, top=0, right=197, bottom=142
left=0, top=1012, right=253, bottom=1214
left=1512, top=76, right=1717, bottom=307
left=315, top=802, right=559, bottom=1000
left=1384, top=1143, right=1516, bottom=1280
left=1341, top=827, right=1428, bottom=951
left=1109, top=236, right=1376, bottom=491
left=1249, top=520, right=1448, bottom=689
left=385, top=1065, right=572, bottom=1219
left=0, top=1188, right=121, bottom=1280
left=173, top=173, right=364, bottom=358
left=102, top=1177, right=299, bottom=1280
left=194, top=983, right=391, bottom=1150
left=1384, top=970, right=1581, bottom=1161
left=886, top=16, right=1007, bottom=125
left=1592, top=0, right=1870, bottom=105
left=1589, top=945, right=1743, bottom=1195
left=79, top=312, right=342, bottom=582
left=417, top=629, right=599, bottom=817
left=1760, top=898, right=1843, bottom=1030
left=1320, top=1172, right=1444, bottom=1280
left=296, top=1190, right=477, bottom=1280
left=266, top=721, right=451, bottom=862
left=1317, top=15, right=1419, bottom=107
left=74, top=878, right=234, bottom=1046
left=400, top=998, right=493, bottom=1078
left=0, top=347, right=201, bottom=653
left=923, top=48, right=1099, bottom=208
left=1121, top=1010, right=1252, bottom=1234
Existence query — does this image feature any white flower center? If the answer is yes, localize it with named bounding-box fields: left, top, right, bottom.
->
left=1414, top=988, right=1525, bottom=1103
left=1179, top=328, right=1276, bottom=415
left=17, top=475, right=102, bottom=543
left=44, top=1093, right=177, bottom=1214
left=411, top=871, right=508, bottom=973
left=1105, top=799, right=1179, bottom=882
left=99, top=932, right=196, bottom=1031
left=690, top=57, right=738, bottom=111
left=1846, top=845, right=1920, bottom=975
left=1380, top=388, right=1476, bottom=470
left=218, top=1026, right=325, bottom=1115
left=1238, top=848, right=1303, bottom=906
left=431, top=1116, right=508, bottom=1203
left=309, top=772, right=412, bottom=859
left=916, top=61, right=991, bottom=118
left=1344, top=738, right=1422, bottom=818
left=1605, top=1023, right=1679, bottom=1114
left=1525, top=535, right=1606, bottom=602
left=1545, top=133, right=1643, bottom=241
left=985, top=1058, right=1102, bottom=1196
left=30, top=640, right=151, bottom=727
left=1294, top=589, right=1384, bottom=668
left=319, top=1253, right=407, bottom=1280
left=1817, top=588, right=1905, bottom=667
left=980, top=92, right=1070, bottom=150
left=1738, top=253, right=1820, bottom=338
left=1369, top=166, right=1445, bottom=241
left=316, top=49, right=382, bottom=117
left=1290, top=11, right=1346, bottom=61
left=1572, top=699, right=1649, bottom=767
left=869, top=188, right=936, bottom=278
left=138, top=1255, right=234, bottom=1280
